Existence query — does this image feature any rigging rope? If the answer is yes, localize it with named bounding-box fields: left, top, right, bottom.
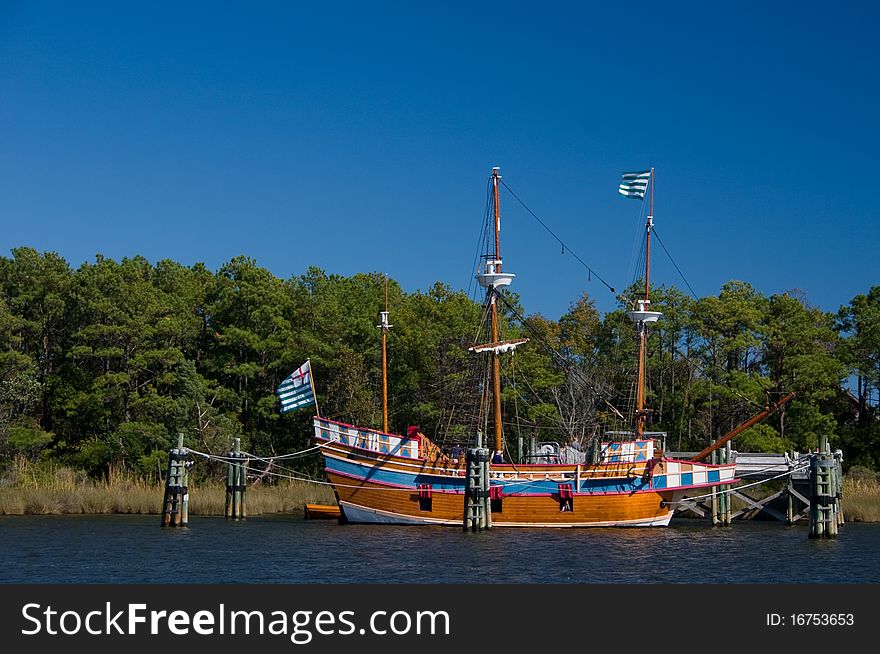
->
left=499, top=179, right=616, bottom=294
left=494, top=292, right=625, bottom=421
left=183, top=444, right=333, bottom=487
left=651, top=228, right=699, bottom=300
left=184, top=447, right=423, bottom=493
left=467, top=177, right=494, bottom=300
left=510, top=349, right=522, bottom=462
left=670, top=344, right=764, bottom=410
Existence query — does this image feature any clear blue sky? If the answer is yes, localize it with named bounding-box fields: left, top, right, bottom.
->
left=1, top=1, right=876, bottom=319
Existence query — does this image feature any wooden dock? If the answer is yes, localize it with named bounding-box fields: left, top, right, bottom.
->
left=668, top=449, right=842, bottom=531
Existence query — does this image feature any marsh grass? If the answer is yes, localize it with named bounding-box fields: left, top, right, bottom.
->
left=841, top=476, right=880, bottom=522
left=0, top=458, right=335, bottom=516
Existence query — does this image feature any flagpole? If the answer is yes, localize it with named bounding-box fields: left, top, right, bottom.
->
left=645, top=167, right=653, bottom=302
left=621, top=168, right=660, bottom=439
left=637, top=168, right=655, bottom=438
left=308, top=358, right=321, bottom=418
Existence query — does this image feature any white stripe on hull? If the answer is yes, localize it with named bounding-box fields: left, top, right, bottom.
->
left=339, top=501, right=674, bottom=527
left=339, top=502, right=458, bottom=525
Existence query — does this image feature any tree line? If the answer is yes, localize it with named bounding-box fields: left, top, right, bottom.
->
left=1, top=246, right=878, bottom=479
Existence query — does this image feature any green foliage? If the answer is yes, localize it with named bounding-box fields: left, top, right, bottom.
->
left=0, top=247, right=877, bottom=480
left=6, top=422, right=54, bottom=460
left=733, top=423, right=794, bottom=453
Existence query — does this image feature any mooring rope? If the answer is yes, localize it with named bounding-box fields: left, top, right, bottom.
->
left=240, top=442, right=331, bottom=461
left=183, top=447, right=325, bottom=482
left=184, top=448, right=423, bottom=493
left=183, top=441, right=330, bottom=464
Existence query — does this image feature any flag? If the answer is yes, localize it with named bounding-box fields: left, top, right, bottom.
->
left=276, top=360, right=316, bottom=413
left=618, top=170, right=651, bottom=199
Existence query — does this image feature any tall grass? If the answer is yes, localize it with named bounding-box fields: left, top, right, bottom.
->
left=0, top=458, right=335, bottom=516
left=841, top=476, right=880, bottom=522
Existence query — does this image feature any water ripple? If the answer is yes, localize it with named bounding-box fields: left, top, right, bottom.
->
left=0, top=515, right=877, bottom=584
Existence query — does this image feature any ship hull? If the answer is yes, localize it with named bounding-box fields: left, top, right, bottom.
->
left=330, top=472, right=678, bottom=527
left=314, top=418, right=734, bottom=528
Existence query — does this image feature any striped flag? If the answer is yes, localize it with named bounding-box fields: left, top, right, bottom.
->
left=618, top=170, right=651, bottom=199
left=276, top=360, right=316, bottom=413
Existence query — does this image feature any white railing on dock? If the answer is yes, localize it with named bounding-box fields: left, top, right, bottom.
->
left=667, top=451, right=810, bottom=480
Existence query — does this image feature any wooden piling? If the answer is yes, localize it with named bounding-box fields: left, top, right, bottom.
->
left=721, top=442, right=732, bottom=525
left=462, top=448, right=472, bottom=531
left=463, top=431, right=491, bottom=532
left=809, top=436, right=839, bottom=538
left=226, top=437, right=247, bottom=521
left=233, top=448, right=242, bottom=520
left=161, top=434, right=187, bottom=527
left=240, top=448, right=248, bottom=519
left=834, top=450, right=845, bottom=527
left=710, top=447, right=719, bottom=526
left=707, top=444, right=732, bottom=526
left=786, top=449, right=795, bottom=525
left=160, top=446, right=176, bottom=527
left=178, top=434, right=189, bottom=527
left=225, top=445, right=235, bottom=519
left=483, top=451, right=492, bottom=530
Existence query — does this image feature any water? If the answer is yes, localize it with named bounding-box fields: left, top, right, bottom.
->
left=1, top=515, right=878, bottom=584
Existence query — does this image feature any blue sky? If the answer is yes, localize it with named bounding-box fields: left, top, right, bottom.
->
left=1, top=1, right=877, bottom=319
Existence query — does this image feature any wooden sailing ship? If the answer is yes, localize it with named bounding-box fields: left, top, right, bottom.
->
left=311, top=166, right=786, bottom=527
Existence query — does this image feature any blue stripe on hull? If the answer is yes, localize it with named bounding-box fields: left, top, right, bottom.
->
left=324, top=454, right=653, bottom=495
left=580, top=477, right=650, bottom=493
left=326, top=455, right=467, bottom=491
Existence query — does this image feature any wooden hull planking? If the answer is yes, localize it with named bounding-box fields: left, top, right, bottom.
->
left=327, top=471, right=677, bottom=527
left=313, top=418, right=733, bottom=528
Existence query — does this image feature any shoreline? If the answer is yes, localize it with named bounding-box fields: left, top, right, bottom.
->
left=1, top=477, right=877, bottom=521
left=0, top=479, right=336, bottom=517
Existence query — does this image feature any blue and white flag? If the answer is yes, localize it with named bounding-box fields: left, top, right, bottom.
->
left=618, top=170, right=651, bottom=199
left=277, top=360, right=316, bottom=413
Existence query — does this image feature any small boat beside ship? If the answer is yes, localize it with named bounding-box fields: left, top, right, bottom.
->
left=303, top=503, right=342, bottom=520
left=307, top=166, right=774, bottom=527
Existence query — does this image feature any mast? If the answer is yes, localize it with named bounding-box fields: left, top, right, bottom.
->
left=627, top=168, right=660, bottom=438
left=475, top=166, right=515, bottom=459
left=490, top=168, right=503, bottom=456
left=378, top=275, right=392, bottom=433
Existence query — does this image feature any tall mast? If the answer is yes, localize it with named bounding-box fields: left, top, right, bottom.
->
left=378, top=275, right=392, bottom=433
left=646, top=168, right=653, bottom=302
left=490, top=168, right=504, bottom=456
left=627, top=168, right=660, bottom=438
left=475, top=166, right=515, bottom=458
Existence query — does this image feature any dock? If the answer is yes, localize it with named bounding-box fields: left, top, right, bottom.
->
left=668, top=448, right=843, bottom=534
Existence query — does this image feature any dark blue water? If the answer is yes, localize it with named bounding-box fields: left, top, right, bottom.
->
left=1, top=515, right=877, bottom=583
